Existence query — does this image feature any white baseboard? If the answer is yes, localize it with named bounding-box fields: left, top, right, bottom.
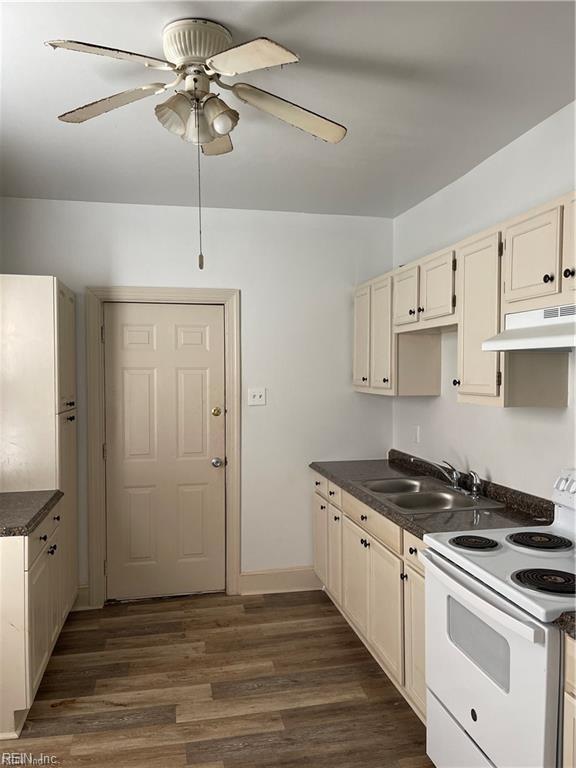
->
left=239, top=567, right=322, bottom=595
left=71, top=585, right=92, bottom=612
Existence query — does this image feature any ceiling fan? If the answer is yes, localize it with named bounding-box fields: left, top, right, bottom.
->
left=46, top=18, right=347, bottom=155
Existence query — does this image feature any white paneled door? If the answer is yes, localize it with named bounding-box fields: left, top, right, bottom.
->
left=104, top=303, right=226, bottom=600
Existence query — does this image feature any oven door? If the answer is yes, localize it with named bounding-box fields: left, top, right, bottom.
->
left=422, top=549, right=560, bottom=768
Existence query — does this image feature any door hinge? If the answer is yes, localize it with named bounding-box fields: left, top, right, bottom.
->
left=452, top=257, right=457, bottom=271
left=100, top=325, right=105, bottom=343
left=496, top=371, right=502, bottom=387
left=452, top=294, right=457, bottom=308
left=102, top=443, right=107, bottom=461
left=498, top=240, right=504, bottom=257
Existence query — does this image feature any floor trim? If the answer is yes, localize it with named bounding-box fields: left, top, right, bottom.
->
left=239, top=567, right=321, bottom=595
left=71, top=585, right=91, bottom=612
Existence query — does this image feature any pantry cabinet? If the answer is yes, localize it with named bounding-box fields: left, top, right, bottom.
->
left=503, top=204, right=562, bottom=304
left=456, top=232, right=502, bottom=398
left=368, top=536, right=404, bottom=684
left=353, top=285, right=371, bottom=387
left=404, top=565, right=427, bottom=718
left=393, top=265, right=419, bottom=326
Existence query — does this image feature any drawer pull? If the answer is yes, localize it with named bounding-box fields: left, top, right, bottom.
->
left=563, top=267, right=576, bottom=278
left=40, top=534, right=48, bottom=542
left=65, top=401, right=76, bottom=407
left=54, top=515, right=61, bottom=522
left=361, top=377, right=368, bottom=382
left=364, top=540, right=370, bottom=548
left=360, top=538, right=366, bottom=546
left=48, top=544, right=58, bottom=556
left=315, top=481, right=321, bottom=486
left=543, top=273, right=554, bottom=283
left=400, top=573, right=408, bottom=581
left=320, top=505, right=326, bottom=510
left=452, top=379, right=461, bottom=387
left=66, top=415, right=76, bottom=422
left=360, top=514, right=368, bottom=521
left=329, top=491, right=335, bottom=496
left=409, top=546, right=417, bottom=555
left=333, top=515, right=340, bottom=522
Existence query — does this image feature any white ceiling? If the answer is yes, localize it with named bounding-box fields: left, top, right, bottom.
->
left=1, top=1, right=574, bottom=217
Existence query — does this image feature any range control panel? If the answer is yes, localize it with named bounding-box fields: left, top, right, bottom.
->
left=553, top=469, right=576, bottom=510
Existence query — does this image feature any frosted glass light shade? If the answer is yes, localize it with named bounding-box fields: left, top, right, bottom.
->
left=203, top=96, right=239, bottom=136
left=155, top=94, right=193, bottom=136
left=182, top=111, right=215, bottom=145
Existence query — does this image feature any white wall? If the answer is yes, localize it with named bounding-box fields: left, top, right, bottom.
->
left=392, top=103, right=576, bottom=498
left=0, top=197, right=394, bottom=583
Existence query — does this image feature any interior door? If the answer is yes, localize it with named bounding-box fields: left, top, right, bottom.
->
left=419, top=250, right=455, bottom=321
left=368, top=536, right=404, bottom=683
left=342, top=516, right=369, bottom=635
left=457, top=233, right=501, bottom=397
left=369, top=276, right=393, bottom=390
left=353, top=286, right=370, bottom=387
left=503, top=205, right=562, bottom=303
left=312, top=493, right=328, bottom=586
left=393, top=266, right=419, bottom=326
left=104, top=302, right=226, bottom=600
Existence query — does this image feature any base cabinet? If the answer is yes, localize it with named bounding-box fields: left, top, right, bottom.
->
left=342, top=516, right=369, bottom=635
left=327, top=506, right=343, bottom=604
left=368, top=537, right=404, bottom=684
left=403, top=565, right=426, bottom=718
left=312, top=493, right=328, bottom=586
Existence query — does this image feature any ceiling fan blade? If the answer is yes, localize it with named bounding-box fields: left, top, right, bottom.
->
left=58, top=83, right=167, bottom=123
left=206, top=38, right=298, bottom=76
left=232, top=83, right=346, bottom=144
left=202, top=135, right=233, bottom=156
left=46, top=40, right=175, bottom=70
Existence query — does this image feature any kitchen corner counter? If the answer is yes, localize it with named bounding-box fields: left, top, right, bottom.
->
left=555, top=612, right=576, bottom=638
left=0, top=490, right=63, bottom=536
left=309, top=455, right=552, bottom=541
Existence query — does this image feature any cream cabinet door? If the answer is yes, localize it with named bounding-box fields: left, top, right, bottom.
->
left=419, top=250, right=455, bottom=321
left=370, top=276, right=393, bottom=390
left=503, top=205, right=562, bottom=303
left=327, top=505, right=342, bottom=605
left=342, top=515, right=369, bottom=635
left=55, top=282, right=76, bottom=412
left=312, top=493, right=328, bottom=586
left=404, top=565, right=426, bottom=718
left=563, top=195, right=576, bottom=295
left=457, top=233, right=501, bottom=397
left=26, top=543, right=53, bottom=698
left=353, top=286, right=371, bottom=387
left=57, top=412, right=77, bottom=616
left=393, top=266, right=419, bottom=326
left=367, top=537, right=403, bottom=684
left=564, top=693, right=576, bottom=768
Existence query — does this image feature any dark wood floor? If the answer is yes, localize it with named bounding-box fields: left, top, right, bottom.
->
left=0, top=590, right=432, bottom=767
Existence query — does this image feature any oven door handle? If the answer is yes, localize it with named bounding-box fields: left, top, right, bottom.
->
left=421, top=550, right=545, bottom=644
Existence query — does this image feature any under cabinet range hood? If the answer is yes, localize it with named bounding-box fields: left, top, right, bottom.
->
left=482, top=304, right=576, bottom=351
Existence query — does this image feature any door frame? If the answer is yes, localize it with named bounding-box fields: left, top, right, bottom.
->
left=86, top=286, right=241, bottom=608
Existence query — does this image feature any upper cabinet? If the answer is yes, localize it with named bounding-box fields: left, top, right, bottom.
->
left=503, top=204, right=562, bottom=304
left=456, top=233, right=501, bottom=398
left=56, top=282, right=77, bottom=412
left=563, top=193, right=576, bottom=295
left=393, top=249, right=455, bottom=330
left=393, top=265, right=419, bottom=326
left=353, top=285, right=371, bottom=388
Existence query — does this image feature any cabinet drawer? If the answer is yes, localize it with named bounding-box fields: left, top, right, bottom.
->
left=327, top=482, right=342, bottom=508
left=26, top=510, right=60, bottom=570
left=311, top=471, right=328, bottom=498
left=342, top=491, right=402, bottom=554
left=403, top=531, right=426, bottom=574
left=566, top=636, right=576, bottom=697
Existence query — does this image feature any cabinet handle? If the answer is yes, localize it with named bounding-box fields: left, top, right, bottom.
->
left=409, top=546, right=417, bottom=555
left=365, top=540, right=370, bottom=548
left=360, top=514, right=368, bottom=521
left=542, top=273, right=554, bottom=283
left=563, top=268, right=576, bottom=278
left=65, top=401, right=75, bottom=407
left=333, top=515, right=340, bottom=522
left=361, top=377, right=368, bottom=382
left=360, top=538, right=366, bottom=546
left=329, top=491, right=335, bottom=496
left=40, top=534, right=48, bottom=542
left=400, top=573, right=408, bottom=581
left=54, top=515, right=61, bottom=522
left=417, top=306, right=424, bottom=313
left=66, top=415, right=76, bottom=422
left=408, top=309, right=416, bottom=316
left=320, top=505, right=326, bottom=510
left=48, top=544, right=57, bottom=556
left=382, top=377, right=389, bottom=383
left=315, top=481, right=321, bottom=486
left=452, top=379, right=461, bottom=387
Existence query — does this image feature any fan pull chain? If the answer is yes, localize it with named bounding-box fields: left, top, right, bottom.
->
left=195, top=98, right=204, bottom=270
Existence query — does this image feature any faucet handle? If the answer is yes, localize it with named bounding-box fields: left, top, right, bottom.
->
left=441, top=459, right=458, bottom=473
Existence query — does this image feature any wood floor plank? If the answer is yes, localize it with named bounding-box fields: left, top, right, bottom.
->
left=7, top=590, right=431, bottom=768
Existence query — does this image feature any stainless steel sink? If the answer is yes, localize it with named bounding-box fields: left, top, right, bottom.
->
left=362, top=478, right=425, bottom=494
left=386, top=490, right=477, bottom=512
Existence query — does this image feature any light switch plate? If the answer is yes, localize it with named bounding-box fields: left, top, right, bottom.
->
left=248, top=387, right=267, bottom=406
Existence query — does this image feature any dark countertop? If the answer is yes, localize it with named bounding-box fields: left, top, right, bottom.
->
left=309, top=455, right=551, bottom=540
left=555, top=612, right=576, bottom=639
left=0, top=490, right=63, bottom=536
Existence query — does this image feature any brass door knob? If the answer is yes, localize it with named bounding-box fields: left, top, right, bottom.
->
left=211, top=406, right=222, bottom=417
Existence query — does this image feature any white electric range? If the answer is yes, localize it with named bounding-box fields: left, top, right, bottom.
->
left=421, top=469, right=576, bottom=768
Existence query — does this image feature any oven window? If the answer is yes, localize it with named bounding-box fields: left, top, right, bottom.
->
left=447, top=597, right=511, bottom=692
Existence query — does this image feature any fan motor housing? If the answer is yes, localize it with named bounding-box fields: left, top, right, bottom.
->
left=163, top=19, right=232, bottom=67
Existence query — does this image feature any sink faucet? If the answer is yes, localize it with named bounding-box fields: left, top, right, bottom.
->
left=410, top=457, right=461, bottom=489
left=468, top=470, right=483, bottom=500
